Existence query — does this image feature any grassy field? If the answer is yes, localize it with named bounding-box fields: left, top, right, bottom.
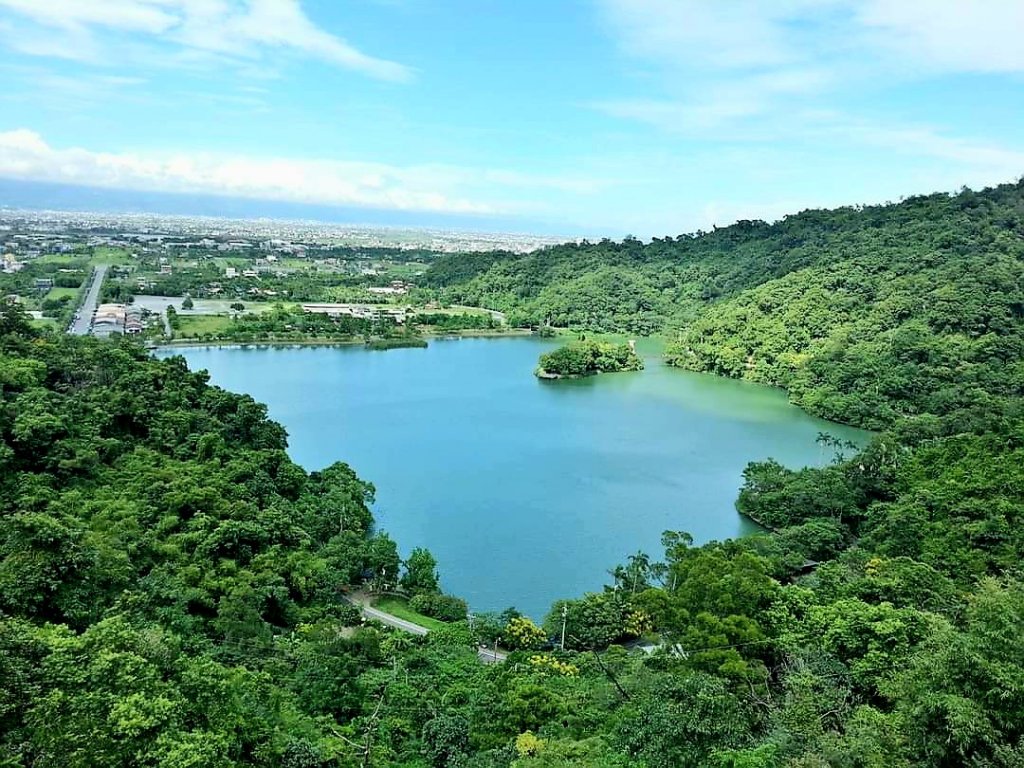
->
left=91, top=247, right=135, bottom=265
left=176, top=315, right=234, bottom=336
left=44, top=287, right=79, bottom=301
left=36, top=247, right=133, bottom=266
left=29, top=317, right=58, bottom=329
left=372, top=596, right=447, bottom=631
left=423, top=305, right=495, bottom=317
left=34, top=256, right=84, bottom=268
left=380, top=262, right=428, bottom=280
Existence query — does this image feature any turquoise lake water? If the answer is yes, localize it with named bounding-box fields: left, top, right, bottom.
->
left=160, top=337, right=868, bottom=619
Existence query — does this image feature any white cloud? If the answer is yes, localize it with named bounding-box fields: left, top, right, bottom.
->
left=856, top=0, right=1024, bottom=74
left=0, top=129, right=487, bottom=213
left=597, top=0, right=830, bottom=71
left=594, top=0, right=1024, bottom=182
left=594, top=1, right=847, bottom=133
left=599, top=0, right=1024, bottom=78
left=0, top=0, right=177, bottom=33
left=593, top=98, right=756, bottom=133
left=0, top=0, right=412, bottom=81
left=594, top=68, right=832, bottom=132
left=0, top=129, right=605, bottom=216
left=842, top=122, right=1024, bottom=176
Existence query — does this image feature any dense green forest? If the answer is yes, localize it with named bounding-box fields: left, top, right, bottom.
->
left=3, top=182, right=1024, bottom=766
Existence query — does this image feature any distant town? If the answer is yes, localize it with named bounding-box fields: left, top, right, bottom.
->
left=0, top=208, right=556, bottom=343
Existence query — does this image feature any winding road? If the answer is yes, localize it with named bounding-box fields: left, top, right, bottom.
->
left=346, top=591, right=508, bottom=663
left=69, top=264, right=108, bottom=336
left=360, top=601, right=429, bottom=636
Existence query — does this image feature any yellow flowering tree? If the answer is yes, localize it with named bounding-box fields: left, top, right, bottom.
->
left=505, top=616, right=547, bottom=650
left=528, top=654, right=580, bottom=677
left=515, top=731, right=545, bottom=757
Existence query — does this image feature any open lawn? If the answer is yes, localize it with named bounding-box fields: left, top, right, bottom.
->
left=423, top=305, right=494, bottom=317
left=380, top=262, right=428, bottom=280
left=176, top=315, right=235, bottom=336
left=91, top=247, right=135, bottom=265
left=372, top=596, right=447, bottom=631
left=44, top=287, right=79, bottom=301
left=211, top=257, right=250, bottom=269
left=38, top=247, right=133, bottom=266
left=34, top=253, right=87, bottom=265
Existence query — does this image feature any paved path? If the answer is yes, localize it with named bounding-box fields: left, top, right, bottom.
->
left=69, top=264, right=108, bottom=336
left=476, top=646, right=508, bottom=664
left=360, top=601, right=429, bottom=636
left=346, top=591, right=507, bottom=663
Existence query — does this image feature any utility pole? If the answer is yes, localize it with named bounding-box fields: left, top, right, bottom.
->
left=560, top=605, right=568, bottom=651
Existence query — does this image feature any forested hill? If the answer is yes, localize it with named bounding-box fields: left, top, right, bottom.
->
left=427, top=184, right=1024, bottom=334
left=0, top=306, right=403, bottom=764
left=427, top=182, right=1024, bottom=431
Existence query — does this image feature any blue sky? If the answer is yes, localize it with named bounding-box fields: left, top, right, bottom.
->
left=0, top=0, right=1022, bottom=236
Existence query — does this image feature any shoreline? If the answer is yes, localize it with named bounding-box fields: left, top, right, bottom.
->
left=153, top=327, right=535, bottom=349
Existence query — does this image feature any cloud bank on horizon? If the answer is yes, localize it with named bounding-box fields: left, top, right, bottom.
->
left=0, top=0, right=1021, bottom=235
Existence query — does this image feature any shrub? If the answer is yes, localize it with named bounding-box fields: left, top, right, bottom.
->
left=410, top=593, right=468, bottom=622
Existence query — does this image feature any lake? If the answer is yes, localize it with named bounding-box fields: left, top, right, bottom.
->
left=160, top=337, right=868, bottom=619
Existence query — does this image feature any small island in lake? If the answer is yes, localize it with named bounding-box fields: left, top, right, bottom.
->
left=536, top=339, right=644, bottom=378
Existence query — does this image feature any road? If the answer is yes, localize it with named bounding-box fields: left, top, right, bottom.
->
left=69, top=264, right=108, bottom=336
left=360, top=602, right=429, bottom=636
left=347, top=591, right=508, bottom=663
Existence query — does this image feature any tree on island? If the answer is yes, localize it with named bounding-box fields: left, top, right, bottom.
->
left=181, top=295, right=194, bottom=310
left=537, top=339, right=643, bottom=377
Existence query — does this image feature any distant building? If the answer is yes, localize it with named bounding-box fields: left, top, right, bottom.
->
left=1, top=254, right=23, bottom=273
left=367, top=281, right=411, bottom=296
left=124, top=305, right=143, bottom=335
left=93, top=303, right=127, bottom=337
left=301, top=303, right=407, bottom=323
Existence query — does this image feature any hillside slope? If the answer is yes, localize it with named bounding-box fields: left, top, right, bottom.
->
left=429, top=182, right=1024, bottom=432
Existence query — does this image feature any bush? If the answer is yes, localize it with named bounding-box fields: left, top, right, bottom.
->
left=410, top=593, right=468, bottom=622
